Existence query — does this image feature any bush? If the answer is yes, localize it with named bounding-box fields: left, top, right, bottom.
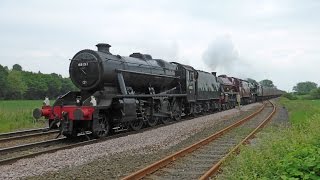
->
left=310, top=88, right=320, bottom=99
left=278, top=143, right=320, bottom=180
left=282, top=93, right=298, bottom=100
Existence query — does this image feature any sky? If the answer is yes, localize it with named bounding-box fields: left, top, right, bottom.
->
left=1, top=0, right=320, bottom=91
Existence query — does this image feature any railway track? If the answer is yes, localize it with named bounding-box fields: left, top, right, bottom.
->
left=0, top=107, right=236, bottom=165
left=122, top=100, right=276, bottom=180
left=0, top=128, right=52, bottom=139
left=0, top=130, right=59, bottom=144
left=0, top=102, right=264, bottom=167
left=0, top=119, right=189, bottom=166
left=0, top=135, right=99, bottom=166
left=0, top=128, right=60, bottom=149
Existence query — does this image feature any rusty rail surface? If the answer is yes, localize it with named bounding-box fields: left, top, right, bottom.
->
left=122, top=102, right=267, bottom=180
left=199, top=100, right=276, bottom=180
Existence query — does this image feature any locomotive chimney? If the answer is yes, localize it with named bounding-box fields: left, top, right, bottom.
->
left=96, top=43, right=111, bottom=54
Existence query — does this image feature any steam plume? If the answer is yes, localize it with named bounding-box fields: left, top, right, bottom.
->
left=202, top=35, right=239, bottom=71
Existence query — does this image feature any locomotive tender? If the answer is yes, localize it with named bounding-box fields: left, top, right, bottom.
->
left=33, top=43, right=283, bottom=138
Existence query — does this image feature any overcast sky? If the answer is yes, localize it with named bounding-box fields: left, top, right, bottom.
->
left=1, top=0, right=320, bottom=91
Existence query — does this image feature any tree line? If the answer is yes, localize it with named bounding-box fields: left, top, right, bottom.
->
left=247, top=78, right=277, bottom=88
left=5, top=63, right=312, bottom=100
left=0, top=64, right=77, bottom=100
left=284, top=81, right=320, bottom=100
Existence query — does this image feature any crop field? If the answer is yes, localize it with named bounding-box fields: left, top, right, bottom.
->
left=0, top=100, right=47, bottom=133
left=217, top=98, right=320, bottom=179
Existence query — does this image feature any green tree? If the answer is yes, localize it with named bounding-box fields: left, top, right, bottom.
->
left=259, top=79, right=275, bottom=87
left=309, top=88, right=320, bottom=99
left=12, top=64, right=22, bottom=71
left=0, top=65, right=8, bottom=99
left=282, top=92, right=298, bottom=100
left=6, top=70, right=27, bottom=99
left=293, top=81, right=317, bottom=95
left=22, top=71, right=48, bottom=99
left=1, top=63, right=78, bottom=100
left=45, top=73, right=62, bottom=98
left=60, top=78, right=77, bottom=95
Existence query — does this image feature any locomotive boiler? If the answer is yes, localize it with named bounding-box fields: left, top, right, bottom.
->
left=70, top=43, right=178, bottom=93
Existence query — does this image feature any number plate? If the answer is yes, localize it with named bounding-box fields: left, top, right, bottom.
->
left=78, top=62, right=89, bottom=67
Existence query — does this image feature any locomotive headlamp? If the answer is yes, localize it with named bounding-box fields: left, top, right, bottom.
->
left=76, top=96, right=81, bottom=106
left=43, top=97, right=50, bottom=106
left=90, top=96, right=97, bottom=106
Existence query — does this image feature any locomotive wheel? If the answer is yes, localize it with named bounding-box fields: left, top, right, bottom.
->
left=173, top=114, right=181, bottom=121
left=172, top=101, right=182, bottom=121
left=173, top=112, right=181, bottom=121
left=93, top=114, right=110, bottom=138
left=130, top=119, right=144, bottom=131
left=65, top=131, right=78, bottom=139
left=147, top=116, right=158, bottom=127
left=161, top=117, right=170, bottom=124
left=48, top=119, right=59, bottom=129
left=189, top=104, right=197, bottom=117
left=190, top=111, right=197, bottom=117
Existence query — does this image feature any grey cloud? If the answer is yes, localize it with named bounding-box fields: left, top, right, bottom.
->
left=1, top=0, right=320, bottom=91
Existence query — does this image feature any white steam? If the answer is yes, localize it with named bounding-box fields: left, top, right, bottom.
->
left=202, top=35, right=239, bottom=71
left=202, top=35, right=256, bottom=79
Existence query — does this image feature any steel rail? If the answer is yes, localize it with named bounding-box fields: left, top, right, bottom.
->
left=121, top=102, right=266, bottom=180
left=0, top=139, right=86, bottom=166
left=0, top=138, right=66, bottom=155
left=0, top=128, right=49, bottom=139
left=199, top=100, right=276, bottom=180
left=0, top=130, right=59, bottom=143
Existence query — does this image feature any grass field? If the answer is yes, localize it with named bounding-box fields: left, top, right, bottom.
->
left=217, top=98, right=320, bottom=179
left=0, top=100, right=47, bottom=133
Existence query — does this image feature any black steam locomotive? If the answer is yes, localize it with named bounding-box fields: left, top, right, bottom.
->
left=33, top=43, right=283, bottom=138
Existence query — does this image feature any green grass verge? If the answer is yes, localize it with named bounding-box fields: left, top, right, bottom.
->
left=217, top=98, right=320, bottom=180
left=0, top=100, right=47, bottom=133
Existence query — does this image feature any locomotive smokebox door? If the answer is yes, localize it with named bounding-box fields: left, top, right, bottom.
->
left=120, top=98, right=137, bottom=121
